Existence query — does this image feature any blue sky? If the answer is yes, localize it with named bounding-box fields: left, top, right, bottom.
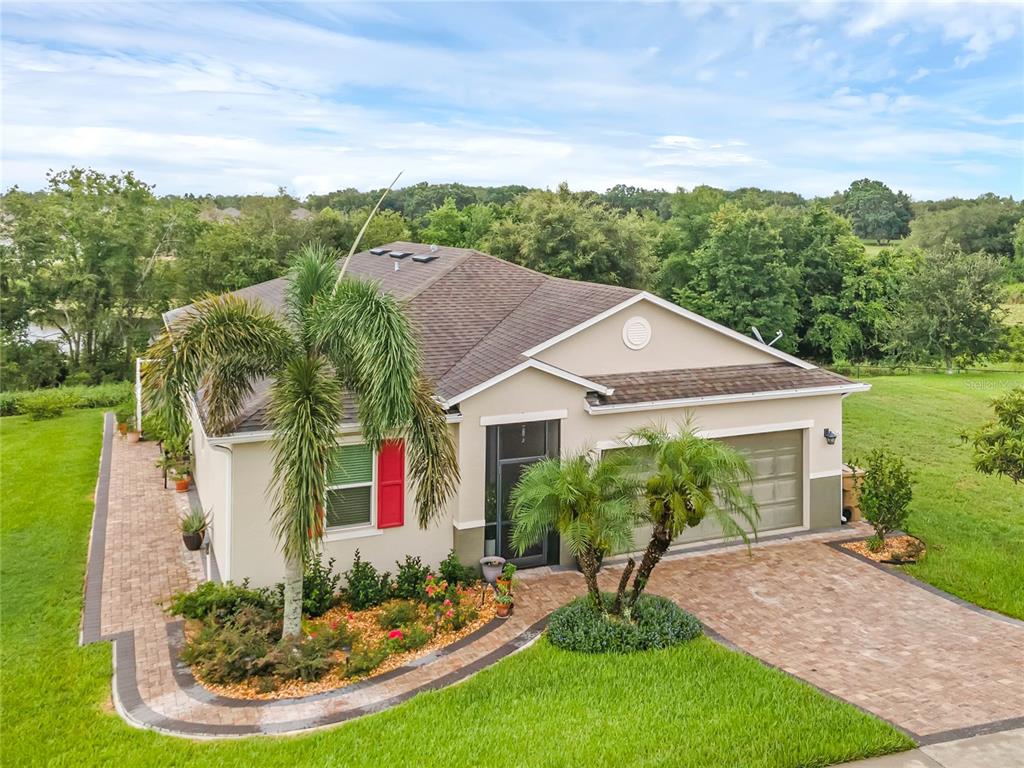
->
left=2, top=2, right=1022, bottom=200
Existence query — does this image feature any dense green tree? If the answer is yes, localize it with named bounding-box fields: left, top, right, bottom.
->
left=483, top=184, right=654, bottom=288
left=307, top=207, right=411, bottom=255
left=837, top=179, right=913, bottom=243
left=962, top=388, right=1024, bottom=485
left=889, top=243, right=1005, bottom=372
left=666, top=185, right=729, bottom=254
left=665, top=204, right=801, bottom=353
left=419, top=197, right=495, bottom=248
left=145, top=244, right=458, bottom=637
left=906, top=196, right=1023, bottom=275
left=602, top=185, right=672, bottom=218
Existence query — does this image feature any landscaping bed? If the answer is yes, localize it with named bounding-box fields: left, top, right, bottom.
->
left=842, top=534, right=925, bottom=565
left=170, top=552, right=501, bottom=700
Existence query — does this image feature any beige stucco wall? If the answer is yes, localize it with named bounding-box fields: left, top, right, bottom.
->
left=190, top=410, right=229, bottom=578
left=225, top=433, right=458, bottom=588
left=535, top=299, right=779, bottom=375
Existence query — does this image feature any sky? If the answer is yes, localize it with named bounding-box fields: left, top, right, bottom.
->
left=2, top=1, right=1022, bottom=200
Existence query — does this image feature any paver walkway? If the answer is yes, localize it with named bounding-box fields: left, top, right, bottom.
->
left=83, top=415, right=1024, bottom=742
left=839, top=727, right=1024, bottom=767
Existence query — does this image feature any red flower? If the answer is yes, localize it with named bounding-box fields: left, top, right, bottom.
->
left=347, top=612, right=354, bottom=620
left=445, top=609, right=454, bottom=619
left=388, top=629, right=404, bottom=640
left=443, top=598, right=452, bottom=606
left=330, top=620, right=339, bottom=631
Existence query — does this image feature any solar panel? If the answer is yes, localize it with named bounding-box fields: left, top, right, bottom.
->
left=370, top=248, right=390, bottom=256
left=388, top=251, right=411, bottom=259
left=412, top=254, right=438, bottom=263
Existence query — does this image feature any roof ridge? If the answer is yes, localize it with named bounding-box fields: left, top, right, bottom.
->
left=395, top=246, right=477, bottom=303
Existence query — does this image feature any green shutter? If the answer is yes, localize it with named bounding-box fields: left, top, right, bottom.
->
left=328, top=444, right=372, bottom=486
left=326, top=486, right=372, bottom=528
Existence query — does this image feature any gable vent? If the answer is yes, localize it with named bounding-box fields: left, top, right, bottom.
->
left=622, top=316, right=652, bottom=350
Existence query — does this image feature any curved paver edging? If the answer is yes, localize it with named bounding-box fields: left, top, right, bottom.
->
left=825, top=538, right=1024, bottom=628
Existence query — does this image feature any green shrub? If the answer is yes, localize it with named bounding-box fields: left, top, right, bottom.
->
left=266, top=637, right=334, bottom=682
left=378, top=600, right=420, bottom=630
left=547, top=593, right=702, bottom=653
left=0, top=392, right=17, bottom=417
left=345, top=641, right=389, bottom=677
left=167, top=580, right=275, bottom=621
left=440, top=600, right=478, bottom=632
left=386, top=623, right=431, bottom=652
left=393, top=555, right=430, bottom=600
left=438, top=549, right=476, bottom=587
left=0, top=381, right=133, bottom=417
left=181, top=608, right=278, bottom=685
left=854, top=449, right=914, bottom=542
left=21, top=389, right=76, bottom=420
left=343, top=550, right=392, bottom=610
left=280, top=553, right=340, bottom=618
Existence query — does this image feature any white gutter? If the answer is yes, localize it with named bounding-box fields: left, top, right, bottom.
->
left=584, top=382, right=871, bottom=415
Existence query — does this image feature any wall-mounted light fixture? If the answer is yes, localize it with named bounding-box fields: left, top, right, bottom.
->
left=823, top=428, right=838, bottom=446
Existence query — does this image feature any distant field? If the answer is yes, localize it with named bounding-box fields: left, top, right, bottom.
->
left=860, top=239, right=903, bottom=257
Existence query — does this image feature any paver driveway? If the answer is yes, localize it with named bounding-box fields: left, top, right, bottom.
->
left=603, top=538, right=1024, bottom=743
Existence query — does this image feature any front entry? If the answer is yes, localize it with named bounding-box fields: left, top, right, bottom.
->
left=484, top=419, right=560, bottom=568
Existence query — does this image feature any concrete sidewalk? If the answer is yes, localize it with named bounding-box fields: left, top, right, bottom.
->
left=839, top=728, right=1024, bottom=768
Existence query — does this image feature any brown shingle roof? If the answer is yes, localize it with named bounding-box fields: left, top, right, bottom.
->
left=166, top=242, right=638, bottom=432
left=585, top=363, right=855, bottom=408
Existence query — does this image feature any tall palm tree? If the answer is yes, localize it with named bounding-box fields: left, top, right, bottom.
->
left=509, top=450, right=640, bottom=609
left=621, top=426, right=758, bottom=609
left=144, top=242, right=458, bottom=637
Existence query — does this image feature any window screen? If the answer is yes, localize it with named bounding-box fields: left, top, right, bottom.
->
left=326, top=444, right=372, bottom=528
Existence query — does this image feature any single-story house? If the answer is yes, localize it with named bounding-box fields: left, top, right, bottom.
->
left=165, top=242, right=869, bottom=587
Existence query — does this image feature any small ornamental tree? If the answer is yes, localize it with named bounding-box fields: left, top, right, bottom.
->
left=962, top=387, right=1024, bottom=485
left=854, top=450, right=914, bottom=550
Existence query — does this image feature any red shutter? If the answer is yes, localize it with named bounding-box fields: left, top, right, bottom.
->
left=377, top=440, right=405, bottom=529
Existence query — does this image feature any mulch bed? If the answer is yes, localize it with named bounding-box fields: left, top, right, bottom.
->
left=842, top=534, right=926, bottom=564
left=192, top=586, right=498, bottom=701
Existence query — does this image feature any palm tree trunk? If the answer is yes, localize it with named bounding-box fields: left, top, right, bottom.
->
left=577, top=546, right=603, bottom=609
left=282, top=554, right=304, bottom=638
left=628, top=516, right=672, bottom=608
left=611, top=556, right=635, bottom=616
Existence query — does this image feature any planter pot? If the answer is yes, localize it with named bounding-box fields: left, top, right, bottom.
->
left=496, top=577, right=512, bottom=594
left=117, top=422, right=128, bottom=435
left=495, top=602, right=512, bottom=618
left=182, top=532, right=203, bottom=551
left=175, top=476, right=191, bottom=493
left=479, top=556, right=505, bottom=584
left=127, top=431, right=141, bottom=444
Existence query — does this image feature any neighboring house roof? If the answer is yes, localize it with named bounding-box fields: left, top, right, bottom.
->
left=584, top=363, right=864, bottom=414
left=165, top=242, right=856, bottom=435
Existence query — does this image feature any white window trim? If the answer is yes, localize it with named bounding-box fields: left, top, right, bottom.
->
left=479, top=409, right=568, bottom=427
left=325, top=437, right=376, bottom=534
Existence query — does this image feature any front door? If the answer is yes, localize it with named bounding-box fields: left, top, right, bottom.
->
left=484, top=420, right=560, bottom=568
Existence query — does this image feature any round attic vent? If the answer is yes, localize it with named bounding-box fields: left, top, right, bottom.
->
left=622, top=316, right=652, bottom=350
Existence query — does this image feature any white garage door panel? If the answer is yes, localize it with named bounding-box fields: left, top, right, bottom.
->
left=677, top=429, right=804, bottom=544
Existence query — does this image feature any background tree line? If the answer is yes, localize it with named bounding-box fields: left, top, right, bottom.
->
left=2, top=168, right=1021, bottom=391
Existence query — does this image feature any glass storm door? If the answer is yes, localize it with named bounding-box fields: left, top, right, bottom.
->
left=484, top=420, right=560, bottom=568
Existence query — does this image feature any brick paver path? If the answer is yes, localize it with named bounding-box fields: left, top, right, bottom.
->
left=85, top=416, right=1024, bottom=740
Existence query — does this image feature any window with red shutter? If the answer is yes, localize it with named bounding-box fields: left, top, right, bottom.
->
left=376, top=440, right=405, bottom=528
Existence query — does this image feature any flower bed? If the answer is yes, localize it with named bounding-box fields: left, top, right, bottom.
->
left=842, top=534, right=925, bottom=564
left=168, top=552, right=498, bottom=700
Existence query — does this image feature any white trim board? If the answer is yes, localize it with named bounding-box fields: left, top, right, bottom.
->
left=595, top=420, right=814, bottom=451
left=810, top=469, right=843, bottom=480
left=480, top=409, right=568, bottom=427
left=453, top=518, right=487, bottom=530
left=522, top=292, right=817, bottom=370
left=441, top=358, right=612, bottom=409
left=585, top=383, right=870, bottom=415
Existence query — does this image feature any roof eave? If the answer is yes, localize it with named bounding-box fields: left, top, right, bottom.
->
left=584, top=382, right=871, bottom=415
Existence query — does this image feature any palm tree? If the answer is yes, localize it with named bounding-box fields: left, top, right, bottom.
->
left=144, top=242, right=458, bottom=637
left=621, top=426, right=758, bottom=610
left=509, top=450, right=640, bottom=609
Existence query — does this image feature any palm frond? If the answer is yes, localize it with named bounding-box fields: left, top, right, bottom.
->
left=143, top=295, right=294, bottom=437
left=267, top=354, right=344, bottom=563
left=405, top=376, right=459, bottom=527
left=286, top=242, right=340, bottom=333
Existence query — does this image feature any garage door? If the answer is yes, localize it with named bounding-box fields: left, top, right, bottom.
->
left=677, top=429, right=804, bottom=544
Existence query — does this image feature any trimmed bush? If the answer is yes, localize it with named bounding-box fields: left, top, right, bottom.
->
left=393, top=555, right=430, bottom=600
left=378, top=600, right=419, bottom=630
left=277, top=553, right=340, bottom=618
left=21, top=389, right=76, bottom=420
left=343, top=550, right=391, bottom=610
left=167, top=580, right=276, bottom=622
left=547, top=593, right=702, bottom=653
left=438, top=549, right=477, bottom=587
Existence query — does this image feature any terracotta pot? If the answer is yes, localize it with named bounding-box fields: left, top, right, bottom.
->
left=182, top=532, right=203, bottom=551
left=127, top=431, right=141, bottom=444
left=496, top=577, right=512, bottom=594
left=118, top=422, right=128, bottom=435
left=495, top=602, right=511, bottom=618
left=175, top=476, right=191, bottom=493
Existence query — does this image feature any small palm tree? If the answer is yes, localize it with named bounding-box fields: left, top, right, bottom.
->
left=144, top=242, right=458, bottom=637
left=622, top=426, right=758, bottom=609
left=510, top=450, right=640, bottom=609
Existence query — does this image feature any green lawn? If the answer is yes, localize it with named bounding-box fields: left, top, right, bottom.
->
left=844, top=372, right=1024, bottom=619
left=0, top=410, right=910, bottom=767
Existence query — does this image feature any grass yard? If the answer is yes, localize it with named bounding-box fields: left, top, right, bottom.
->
left=844, top=371, right=1024, bottom=619
left=0, top=410, right=911, bottom=767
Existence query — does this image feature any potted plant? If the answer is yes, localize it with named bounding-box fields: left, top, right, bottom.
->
left=126, top=415, right=141, bottom=444
left=179, top=505, right=208, bottom=551
left=496, top=561, right=517, bottom=595
left=479, top=555, right=505, bottom=585
left=173, top=460, right=192, bottom=493
left=115, top=405, right=131, bottom=436
left=494, top=580, right=513, bottom=617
